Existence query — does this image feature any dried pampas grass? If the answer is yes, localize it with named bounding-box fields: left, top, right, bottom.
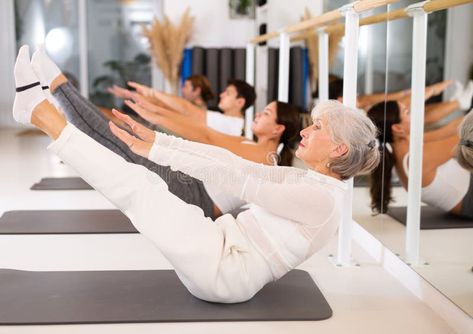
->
left=302, top=8, right=344, bottom=94
left=143, top=8, right=193, bottom=93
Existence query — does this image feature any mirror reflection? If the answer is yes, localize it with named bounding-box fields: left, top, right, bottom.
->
left=357, top=0, right=473, bottom=318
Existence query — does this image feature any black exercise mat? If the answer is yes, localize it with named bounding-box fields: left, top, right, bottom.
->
left=31, top=177, right=93, bottom=190
left=387, top=206, right=473, bottom=229
left=0, top=269, right=332, bottom=325
left=0, top=210, right=137, bottom=234
left=354, top=175, right=402, bottom=187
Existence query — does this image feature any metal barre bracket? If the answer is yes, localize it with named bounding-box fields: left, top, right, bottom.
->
left=340, top=2, right=356, bottom=16
left=406, top=1, right=430, bottom=16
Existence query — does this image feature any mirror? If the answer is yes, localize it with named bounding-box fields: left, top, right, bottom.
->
left=355, top=0, right=473, bottom=318
left=14, top=0, right=80, bottom=84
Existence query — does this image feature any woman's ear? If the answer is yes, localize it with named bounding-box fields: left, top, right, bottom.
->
left=272, top=124, right=286, bottom=137
left=236, top=97, right=246, bottom=110
left=330, top=143, right=348, bottom=158
left=391, top=123, right=405, bottom=137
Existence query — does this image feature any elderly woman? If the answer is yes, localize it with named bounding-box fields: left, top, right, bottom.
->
left=13, top=46, right=380, bottom=303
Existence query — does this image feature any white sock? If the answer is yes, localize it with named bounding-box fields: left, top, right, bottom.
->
left=449, top=81, right=463, bottom=102
left=30, top=45, right=61, bottom=88
left=12, top=45, right=46, bottom=125
left=31, top=46, right=64, bottom=112
left=458, top=81, right=473, bottom=110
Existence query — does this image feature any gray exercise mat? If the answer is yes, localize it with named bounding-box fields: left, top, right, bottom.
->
left=0, top=210, right=137, bottom=234
left=0, top=269, right=332, bottom=325
left=388, top=206, right=473, bottom=229
left=31, top=177, right=93, bottom=190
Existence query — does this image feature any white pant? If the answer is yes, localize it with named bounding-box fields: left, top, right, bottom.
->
left=49, top=124, right=273, bottom=303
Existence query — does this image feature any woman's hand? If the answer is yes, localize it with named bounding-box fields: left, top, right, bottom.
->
left=111, top=109, right=156, bottom=143
left=107, top=85, right=138, bottom=100
left=124, top=99, right=163, bottom=125
left=127, top=81, right=154, bottom=97
left=427, top=80, right=453, bottom=97
left=109, top=119, right=153, bottom=158
left=128, top=93, right=162, bottom=113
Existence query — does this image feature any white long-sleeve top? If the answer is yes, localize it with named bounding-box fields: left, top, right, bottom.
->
left=149, top=133, right=347, bottom=279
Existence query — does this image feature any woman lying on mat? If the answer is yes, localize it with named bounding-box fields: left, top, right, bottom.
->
left=13, top=45, right=379, bottom=303
left=367, top=94, right=473, bottom=218
left=25, top=46, right=298, bottom=219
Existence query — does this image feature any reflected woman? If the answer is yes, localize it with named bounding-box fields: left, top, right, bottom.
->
left=367, top=98, right=473, bottom=218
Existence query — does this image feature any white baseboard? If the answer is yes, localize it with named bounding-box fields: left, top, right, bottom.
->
left=352, top=221, right=473, bottom=334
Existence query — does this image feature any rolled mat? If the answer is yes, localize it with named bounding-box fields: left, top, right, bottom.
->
left=387, top=205, right=473, bottom=229
left=0, top=210, right=137, bottom=234
left=0, top=269, right=332, bottom=324
left=31, top=177, right=93, bottom=190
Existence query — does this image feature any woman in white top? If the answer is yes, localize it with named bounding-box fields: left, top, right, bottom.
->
left=120, top=96, right=300, bottom=166
left=367, top=97, right=473, bottom=218
left=109, top=79, right=255, bottom=136
left=13, top=48, right=380, bottom=303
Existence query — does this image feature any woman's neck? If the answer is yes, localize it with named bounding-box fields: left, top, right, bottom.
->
left=192, top=98, right=207, bottom=110
left=392, top=135, right=409, bottom=154
left=309, top=164, right=342, bottom=180
left=255, top=135, right=280, bottom=150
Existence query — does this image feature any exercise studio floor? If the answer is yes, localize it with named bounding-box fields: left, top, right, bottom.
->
left=0, top=127, right=461, bottom=334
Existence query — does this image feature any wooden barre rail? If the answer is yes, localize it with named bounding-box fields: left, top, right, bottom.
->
left=324, top=7, right=406, bottom=34
left=423, top=0, right=472, bottom=12
left=250, top=31, right=279, bottom=44
left=249, top=0, right=399, bottom=44
left=292, top=0, right=473, bottom=42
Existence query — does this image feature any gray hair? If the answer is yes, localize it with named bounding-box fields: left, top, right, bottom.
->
left=311, top=100, right=380, bottom=180
left=456, top=110, right=473, bottom=172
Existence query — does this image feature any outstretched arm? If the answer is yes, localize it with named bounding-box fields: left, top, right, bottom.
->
left=128, top=81, right=207, bottom=118
left=425, top=100, right=460, bottom=124
left=126, top=93, right=207, bottom=125
left=112, top=109, right=273, bottom=165
left=399, top=80, right=454, bottom=107
left=422, top=134, right=459, bottom=176
left=110, top=122, right=332, bottom=225
left=357, top=90, right=408, bottom=110
left=424, top=116, right=463, bottom=142
left=108, top=84, right=169, bottom=109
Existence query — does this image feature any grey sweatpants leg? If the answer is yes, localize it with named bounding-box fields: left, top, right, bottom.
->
left=53, top=82, right=215, bottom=218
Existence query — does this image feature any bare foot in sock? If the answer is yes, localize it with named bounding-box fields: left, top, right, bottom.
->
left=31, top=46, right=69, bottom=112
left=13, top=45, right=66, bottom=138
left=30, top=45, right=61, bottom=89
left=458, top=81, right=473, bottom=110
left=12, top=45, right=47, bottom=125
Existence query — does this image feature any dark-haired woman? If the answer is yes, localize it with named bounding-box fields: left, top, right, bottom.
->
left=181, top=74, right=215, bottom=110
left=123, top=96, right=300, bottom=167
left=367, top=98, right=473, bottom=218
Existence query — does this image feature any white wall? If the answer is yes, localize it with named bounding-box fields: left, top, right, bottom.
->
left=255, top=0, right=323, bottom=111
left=0, top=0, right=17, bottom=128
left=163, top=0, right=256, bottom=47
left=444, top=4, right=473, bottom=95
left=267, top=0, right=323, bottom=47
